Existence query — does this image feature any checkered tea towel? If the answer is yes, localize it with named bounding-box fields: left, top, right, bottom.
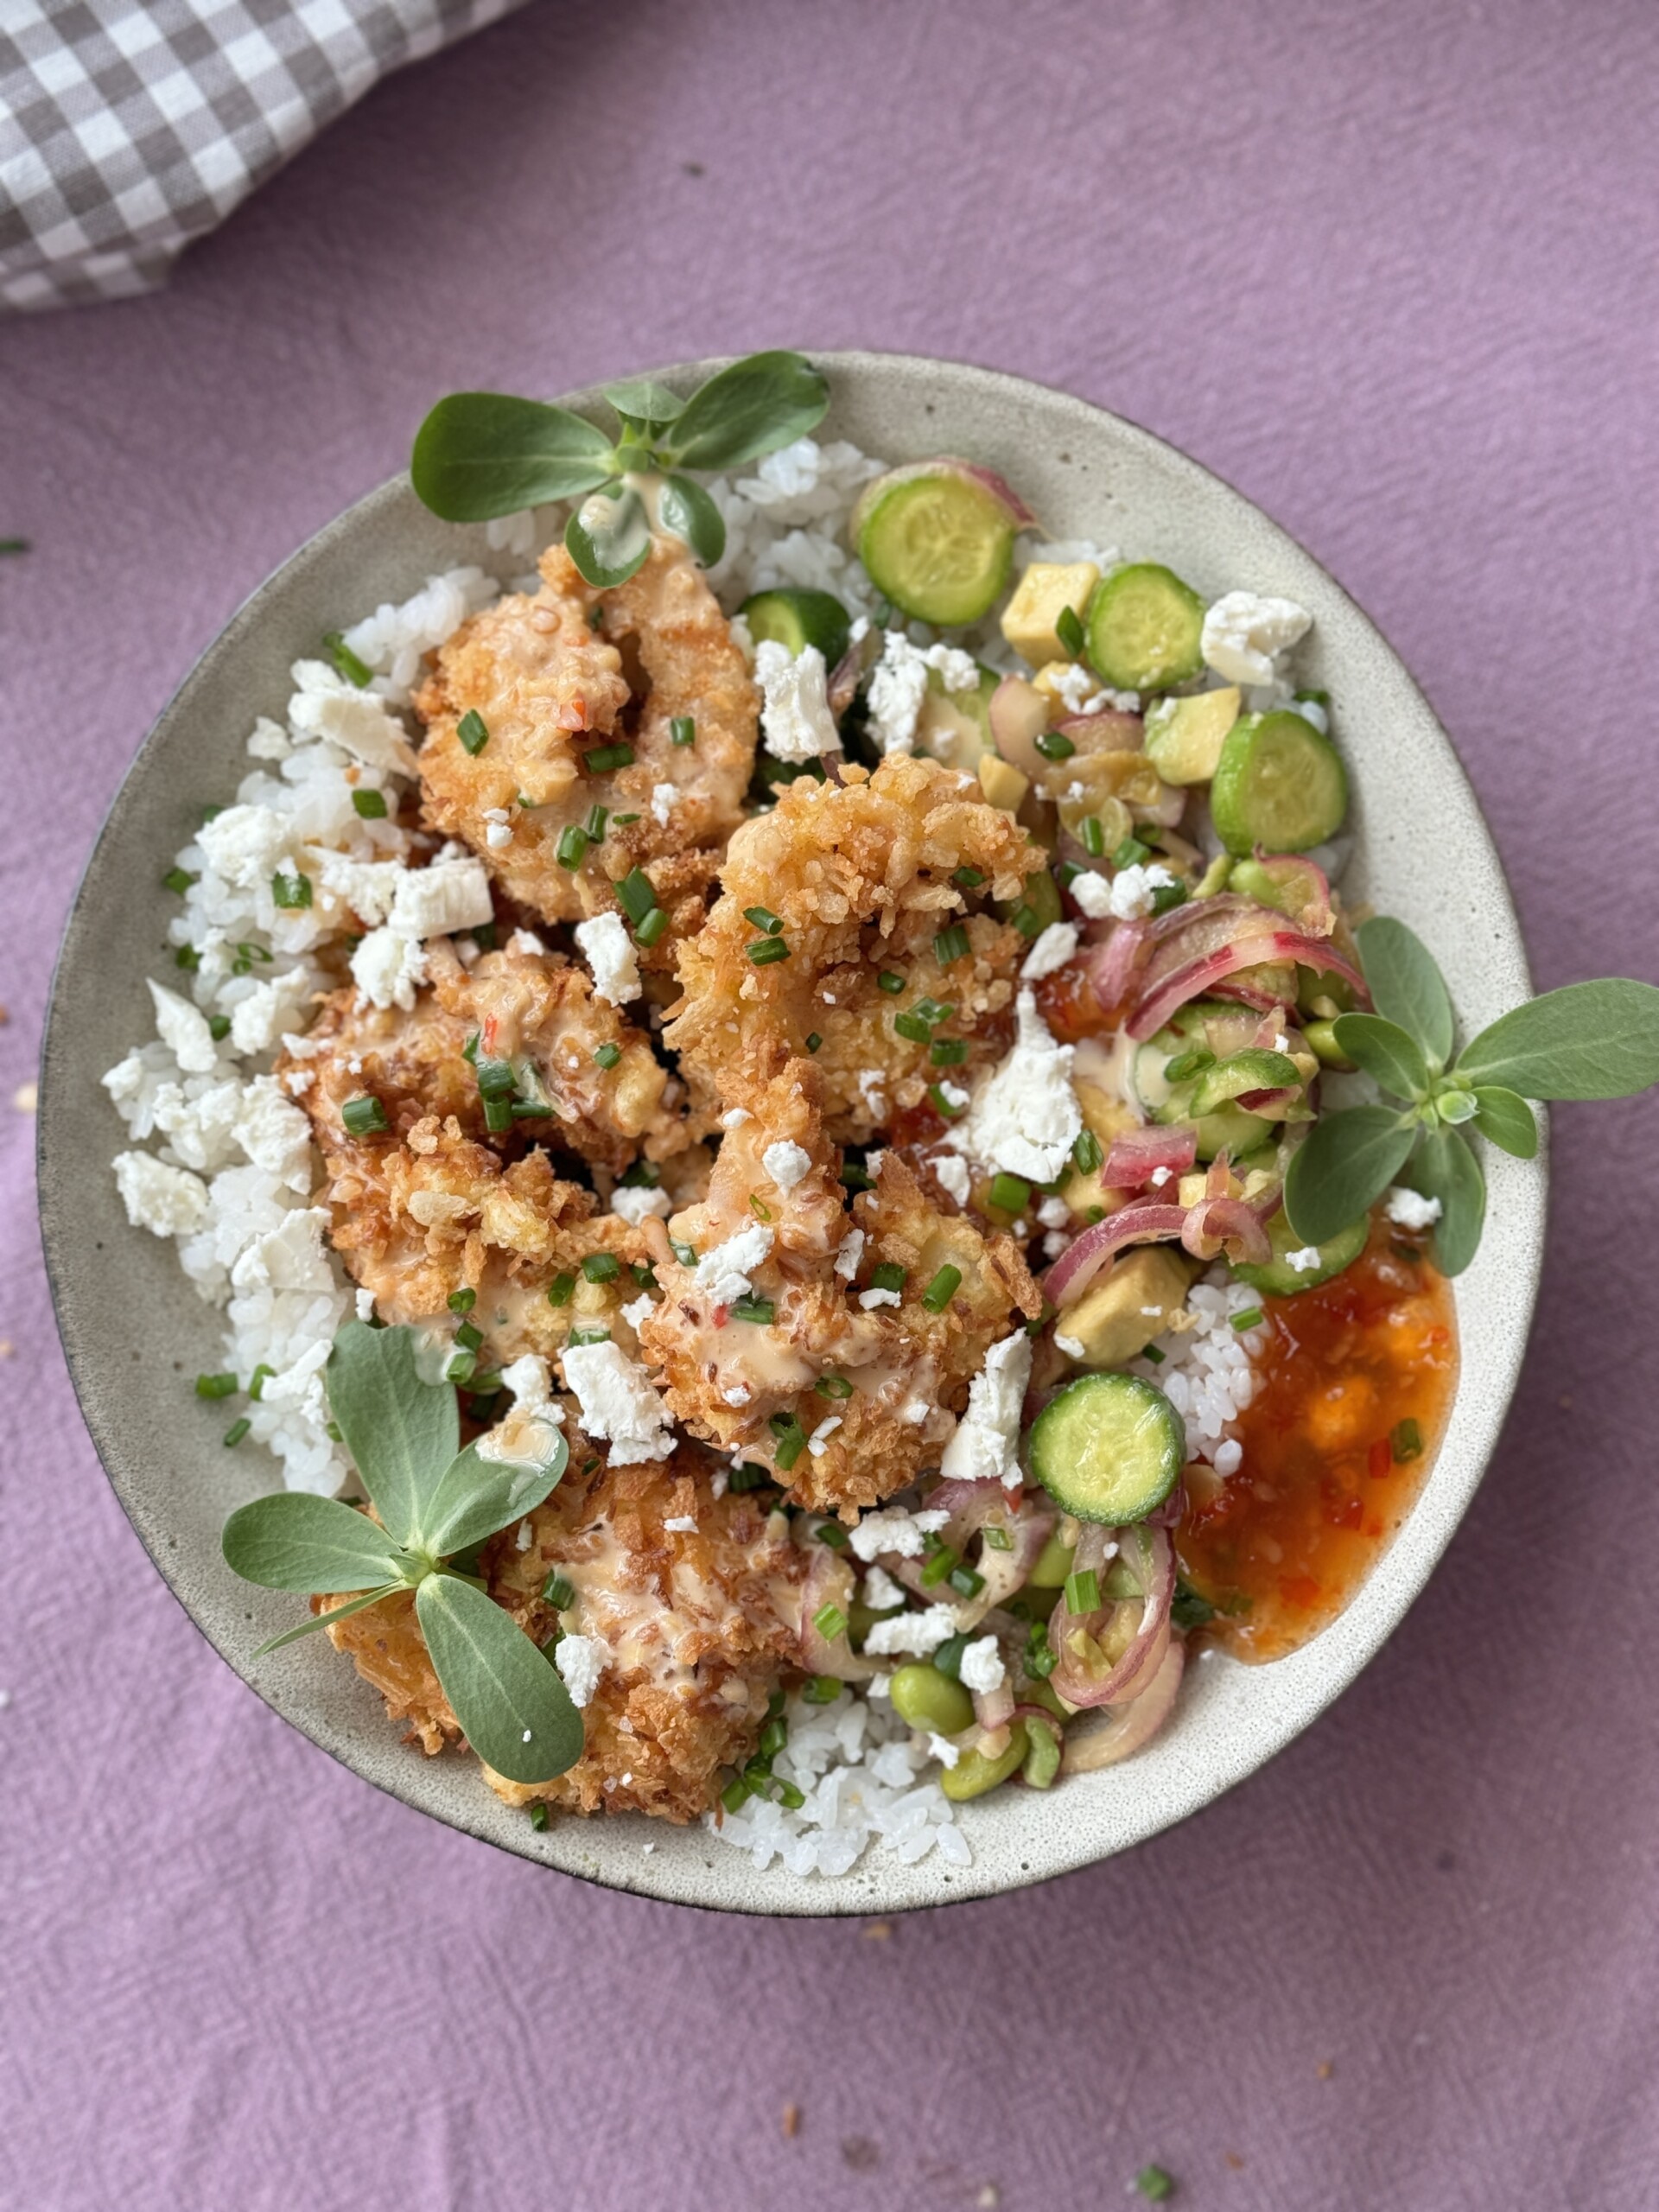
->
left=0, top=0, right=525, bottom=313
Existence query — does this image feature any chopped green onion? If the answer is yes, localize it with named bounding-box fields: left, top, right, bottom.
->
left=565, top=1325, right=611, bottom=1348
left=582, top=1253, right=620, bottom=1283
left=634, top=906, right=669, bottom=948
left=510, top=1099, right=553, bottom=1120
left=804, top=1675, right=842, bottom=1704
left=949, top=1563, right=985, bottom=1599
left=1087, top=1205, right=1106, bottom=1224
left=922, top=1264, right=962, bottom=1313
left=1392, top=1418, right=1424, bottom=1463
left=927, top=1083, right=966, bottom=1118
left=743, top=905, right=784, bottom=935
left=207, top=1014, right=231, bottom=1041
left=611, top=811, right=640, bottom=825
left=528, top=1802, right=550, bottom=1832
left=929, top=1036, right=969, bottom=1066
left=877, top=970, right=905, bottom=995
left=341, top=1094, right=389, bottom=1137
left=162, top=867, right=197, bottom=894
left=631, top=1262, right=658, bottom=1290
left=1149, top=881, right=1186, bottom=917
left=352, top=787, right=389, bottom=819
left=671, top=715, right=696, bottom=747
left=815, top=1375, right=855, bottom=1399
left=222, top=1417, right=251, bottom=1447
left=1162, top=1047, right=1214, bottom=1084
left=952, top=865, right=985, bottom=888
left=983, top=1526, right=1014, bottom=1553
left=1055, top=603, right=1086, bottom=658
left=584, top=743, right=634, bottom=772
left=326, top=1422, right=342, bottom=1442
left=1071, top=1128, right=1104, bottom=1176
left=743, top=1755, right=773, bottom=1789
left=1034, top=729, right=1075, bottom=760
left=454, top=709, right=489, bottom=756
left=593, top=1042, right=621, bottom=1069
left=547, top=1273, right=575, bottom=1306
left=775, top=1779, right=806, bottom=1810
left=1081, top=815, right=1105, bottom=858
left=1142, top=1343, right=1166, bottom=1364
left=747, top=936, right=790, bottom=964
left=870, top=1262, right=906, bottom=1294
left=812, top=1603, right=848, bottom=1642
left=728, top=1462, right=771, bottom=1493
left=324, top=630, right=373, bottom=687
left=1135, top=2167, right=1174, bottom=2203
left=1231, top=1306, right=1265, bottom=1333
left=474, top=1057, right=516, bottom=1099
left=1112, top=835, right=1150, bottom=869
left=444, top=1350, right=476, bottom=1384
left=542, top=1571, right=576, bottom=1609
left=462, top=1031, right=480, bottom=1063
left=759, top=1715, right=788, bottom=1759
left=578, top=804, right=607, bottom=845
left=195, top=1371, right=238, bottom=1400
left=248, top=1363, right=275, bottom=1400
left=270, top=870, right=312, bottom=909
left=615, top=868, right=656, bottom=925
left=804, top=1031, right=822, bottom=1053
left=933, top=1630, right=970, bottom=1680
left=670, top=1238, right=698, bottom=1267
left=472, top=1373, right=504, bottom=1402
left=454, top=1320, right=484, bottom=1353
left=732, top=1296, right=776, bottom=1325
left=1008, top=902, right=1041, bottom=940
left=774, top=1422, right=808, bottom=1472
left=175, top=945, right=200, bottom=972
left=748, top=1194, right=772, bottom=1222
left=447, top=1288, right=476, bottom=1314
left=471, top=923, right=498, bottom=952
left=1065, top=1567, right=1101, bottom=1614
left=556, top=825, right=588, bottom=870
left=894, top=1011, right=932, bottom=1045
left=920, top=1543, right=958, bottom=1586
left=913, top=996, right=955, bottom=1027
left=816, top=1521, right=850, bottom=1551
left=1026, top=1626, right=1058, bottom=1678
left=721, top=1775, right=751, bottom=1814
left=839, top=1163, right=874, bottom=1192
left=933, top=924, right=970, bottom=965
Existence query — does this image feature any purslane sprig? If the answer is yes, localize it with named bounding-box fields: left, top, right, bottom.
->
left=409, top=350, right=830, bottom=587
left=1284, top=917, right=1659, bottom=1274
left=221, top=1321, right=581, bottom=1784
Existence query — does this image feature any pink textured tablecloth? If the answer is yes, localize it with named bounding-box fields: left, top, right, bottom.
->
left=4, top=3, right=1657, bottom=2207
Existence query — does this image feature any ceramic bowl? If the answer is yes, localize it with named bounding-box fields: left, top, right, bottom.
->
left=40, top=353, right=1544, bottom=1914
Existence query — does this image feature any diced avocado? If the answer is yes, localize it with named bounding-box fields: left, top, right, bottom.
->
left=1073, top=1077, right=1139, bottom=1154
left=1143, top=687, right=1241, bottom=785
left=913, top=664, right=997, bottom=770
left=1000, top=560, right=1100, bottom=668
left=978, top=753, right=1029, bottom=813
left=1058, top=1245, right=1197, bottom=1370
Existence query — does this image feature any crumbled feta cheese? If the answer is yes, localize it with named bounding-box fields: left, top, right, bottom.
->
left=507, top=929, right=546, bottom=956
left=620, top=1294, right=655, bottom=1332
left=936, top=1079, right=969, bottom=1111
left=147, top=980, right=218, bottom=1076
left=862, top=1562, right=906, bottom=1611
left=925, top=641, right=981, bottom=692
left=721, top=1383, right=752, bottom=1407
left=849, top=1506, right=950, bottom=1563
left=229, top=969, right=316, bottom=1055
left=958, top=1634, right=1006, bottom=1694
left=1054, top=1333, right=1086, bottom=1358
left=664, top=1515, right=698, bottom=1534
left=554, top=1633, right=606, bottom=1708
left=866, top=632, right=931, bottom=754
left=288, top=664, right=418, bottom=772
left=807, top=1415, right=842, bottom=1458
left=1201, top=591, right=1313, bottom=688
left=1284, top=1244, right=1325, bottom=1273
left=933, top=1154, right=971, bottom=1206
left=1072, top=861, right=1179, bottom=923
left=651, top=781, right=677, bottom=827
left=950, top=988, right=1082, bottom=1183
left=1385, top=1186, right=1442, bottom=1230
left=695, top=1223, right=773, bottom=1306
left=859, top=1287, right=900, bottom=1309
left=1020, top=921, right=1079, bottom=982
left=721, top=1107, right=752, bottom=1130
left=196, top=803, right=293, bottom=891
left=1037, top=1195, right=1071, bottom=1230
left=939, top=1331, right=1033, bottom=1489
left=111, top=1151, right=210, bottom=1236
left=484, top=821, right=513, bottom=849
left=753, top=639, right=839, bottom=760
left=351, top=925, right=428, bottom=1012
left=834, top=1227, right=865, bottom=1281
left=245, top=715, right=289, bottom=760
left=1148, top=1165, right=1172, bottom=1188
left=857, top=1070, right=887, bottom=1119
left=388, top=857, right=494, bottom=940
left=481, top=807, right=510, bottom=824
left=926, top=1731, right=962, bottom=1769
left=355, top=1287, right=375, bottom=1322
left=574, top=911, right=642, bottom=1006
left=500, top=1354, right=556, bottom=1414
left=558, top=1341, right=674, bottom=1463
left=610, top=1182, right=672, bottom=1225
left=762, top=1139, right=812, bottom=1190
left=861, top=1603, right=959, bottom=1658
left=1048, top=660, right=1106, bottom=716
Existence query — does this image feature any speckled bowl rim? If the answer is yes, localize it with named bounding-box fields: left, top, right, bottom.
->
left=40, top=352, right=1545, bottom=1916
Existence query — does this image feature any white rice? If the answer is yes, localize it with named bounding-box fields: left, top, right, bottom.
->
left=1130, top=1266, right=1268, bottom=1468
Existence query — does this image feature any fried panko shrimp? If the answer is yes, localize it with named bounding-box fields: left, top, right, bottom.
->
left=636, top=1054, right=1041, bottom=1515
left=325, top=1448, right=808, bottom=1821
left=665, top=754, right=1048, bottom=1141
left=414, top=532, right=756, bottom=933
left=286, top=937, right=681, bottom=1177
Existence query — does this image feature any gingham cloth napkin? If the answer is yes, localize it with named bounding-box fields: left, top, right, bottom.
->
left=0, top=0, right=525, bottom=313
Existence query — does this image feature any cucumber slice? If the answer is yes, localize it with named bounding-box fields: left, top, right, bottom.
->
left=914, top=664, right=997, bottom=768
left=1230, top=1207, right=1368, bottom=1297
left=855, top=470, right=1016, bottom=626
left=1143, top=687, right=1240, bottom=785
left=1029, top=1372, right=1185, bottom=1524
left=1160, top=1091, right=1274, bottom=1163
left=1084, top=563, right=1205, bottom=693
left=1190, top=1048, right=1300, bottom=1116
left=741, top=588, right=851, bottom=669
left=997, top=866, right=1064, bottom=939
left=1210, top=710, right=1348, bottom=856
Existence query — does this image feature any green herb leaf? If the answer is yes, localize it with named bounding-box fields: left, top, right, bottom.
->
left=414, top=1573, right=584, bottom=1784
left=1454, top=979, right=1659, bottom=1099
left=1470, top=1084, right=1539, bottom=1158
left=1282, top=1103, right=1418, bottom=1247
left=410, top=393, right=619, bottom=521
left=222, top=1492, right=410, bottom=1594
left=656, top=350, right=829, bottom=471
left=1356, top=916, right=1455, bottom=1067
left=1408, top=1124, right=1486, bottom=1276
left=325, top=1320, right=459, bottom=1550
left=564, top=484, right=651, bottom=588
left=656, top=473, right=726, bottom=567
left=1330, top=1012, right=1431, bottom=1102
left=601, top=375, right=686, bottom=433
left=253, top=1584, right=400, bottom=1656
left=414, top=1429, right=569, bottom=1561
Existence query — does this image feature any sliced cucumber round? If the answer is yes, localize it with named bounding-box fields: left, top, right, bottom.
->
left=855, top=470, right=1015, bottom=626
left=1210, top=710, right=1348, bottom=856
left=997, top=865, right=1064, bottom=941
left=741, top=588, right=851, bottom=669
left=915, top=664, right=998, bottom=767
left=1029, top=1372, right=1185, bottom=1524
left=1084, top=563, right=1205, bottom=693
left=1230, top=1207, right=1368, bottom=1297
left=1190, top=1047, right=1300, bottom=1116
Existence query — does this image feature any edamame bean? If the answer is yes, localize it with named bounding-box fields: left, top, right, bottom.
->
left=889, top=1662, right=974, bottom=1737
left=1021, top=1717, right=1062, bottom=1789
left=941, top=1721, right=1030, bottom=1802
left=1301, top=1018, right=1356, bottom=1071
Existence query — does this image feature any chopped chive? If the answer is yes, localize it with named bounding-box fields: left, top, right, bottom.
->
left=1065, top=1567, right=1101, bottom=1614
left=270, top=870, right=312, bottom=910
left=454, top=1320, right=484, bottom=1353
left=983, top=1526, right=1014, bottom=1553
left=1087, top=1205, right=1106, bottom=1223
left=326, top=1421, right=343, bottom=1442
left=1056, top=861, right=1082, bottom=888
left=1135, top=2168, right=1174, bottom=2203
left=952, top=865, right=985, bottom=888
left=912, top=997, right=955, bottom=1026
left=1056, top=603, right=1086, bottom=658
left=1071, top=1128, right=1103, bottom=1175
left=1034, top=729, right=1075, bottom=760
left=813, top=1603, right=848, bottom=1642
left=1149, top=880, right=1186, bottom=917
left=927, top=1083, right=966, bottom=1118
left=816, top=1520, right=850, bottom=1552
left=1231, top=1306, right=1265, bottom=1332
left=877, top=969, right=905, bottom=994
left=743, top=905, right=784, bottom=935
left=556, top=825, right=588, bottom=870
left=175, top=944, right=200, bottom=971
left=815, top=1375, right=855, bottom=1399
left=611, top=812, right=640, bottom=825
left=732, top=1296, right=776, bottom=1325
left=990, top=1171, right=1031, bottom=1212
left=930, top=1036, right=969, bottom=1066
left=839, top=1163, right=874, bottom=1192
left=1026, top=1626, right=1058, bottom=1678
left=510, top=1099, right=553, bottom=1119
left=1008, top=903, right=1041, bottom=940
left=324, top=630, right=373, bottom=687
left=894, top=1011, right=932, bottom=1045
left=748, top=1194, right=772, bottom=1223
left=775, top=1779, right=806, bottom=1810
left=743, top=1755, right=773, bottom=1790
left=584, top=743, right=634, bottom=772
left=195, top=1371, right=237, bottom=1400
left=340, top=1094, right=389, bottom=1137
left=616, top=868, right=657, bottom=925
left=671, top=715, right=696, bottom=747
left=352, top=787, right=389, bottom=820
left=774, top=1422, right=808, bottom=1472
left=630, top=1262, right=658, bottom=1290
left=1081, top=815, right=1106, bottom=858
left=201, top=804, right=222, bottom=822
left=566, top=1325, right=611, bottom=1347
left=547, top=1273, right=575, bottom=1306
left=804, top=1031, right=823, bottom=1053
left=1163, top=1047, right=1214, bottom=1084
left=747, top=936, right=790, bottom=965
left=933, top=1630, right=970, bottom=1680
left=162, top=867, right=197, bottom=895
left=759, top=1715, right=788, bottom=1759
left=471, top=923, right=498, bottom=951
left=444, top=1350, right=476, bottom=1384
left=222, top=1417, right=251, bottom=1447
left=447, top=1288, right=476, bottom=1313
left=541, top=1571, right=576, bottom=1609
left=670, top=1238, right=698, bottom=1266
left=528, top=1802, right=550, bottom=1832
left=922, top=1264, right=963, bottom=1313
left=207, top=1013, right=231, bottom=1041
left=1142, top=1343, right=1166, bottom=1364
left=721, top=1775, right=751, bottom=1814
left=633, top=906, right=669, bottom=948
left=590, top=1042, right=622, bottom=1072
left=1392, top=1418, right=1424, bottom=1463
left=1112, top=836, right=1150, bottom=869
left=920, top=1544, right=959, bottom=1587
left=870, top=1262, right=906, bottom=1294
left=582, top=1252, right=620, bottom=1283
left=474, top=1057, right=516, bottom=1099
left=248, top=1363, right=275, bottom=1401
left=948, top=1563, right=985, bottom=1599
left=453, top=708, right=489, bottom=756
left=933, top=924, right=970, bottom=965
left=729, top=1462, right=771, bottom=1493
left=584, top=803, right=610, bottom=842
left=804, top=1675, right=842, bottom=1704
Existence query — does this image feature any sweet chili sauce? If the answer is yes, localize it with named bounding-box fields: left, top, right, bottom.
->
left=1176, top=1214, right=1458, bottom=1661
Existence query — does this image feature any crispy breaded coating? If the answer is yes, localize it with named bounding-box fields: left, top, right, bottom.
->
left=665, top=755, right=1046, bottom=1141
left=636, top=1055, right=1041, bottom=1515
left=325, top=1449, right=807, bottom=1821
left=415, top=534, right=756, bottom=932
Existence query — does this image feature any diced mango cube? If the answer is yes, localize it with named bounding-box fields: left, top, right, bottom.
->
left=1000, top=562, right=1100, bottom=669
left=977, top=753, right=1029, bottom=813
